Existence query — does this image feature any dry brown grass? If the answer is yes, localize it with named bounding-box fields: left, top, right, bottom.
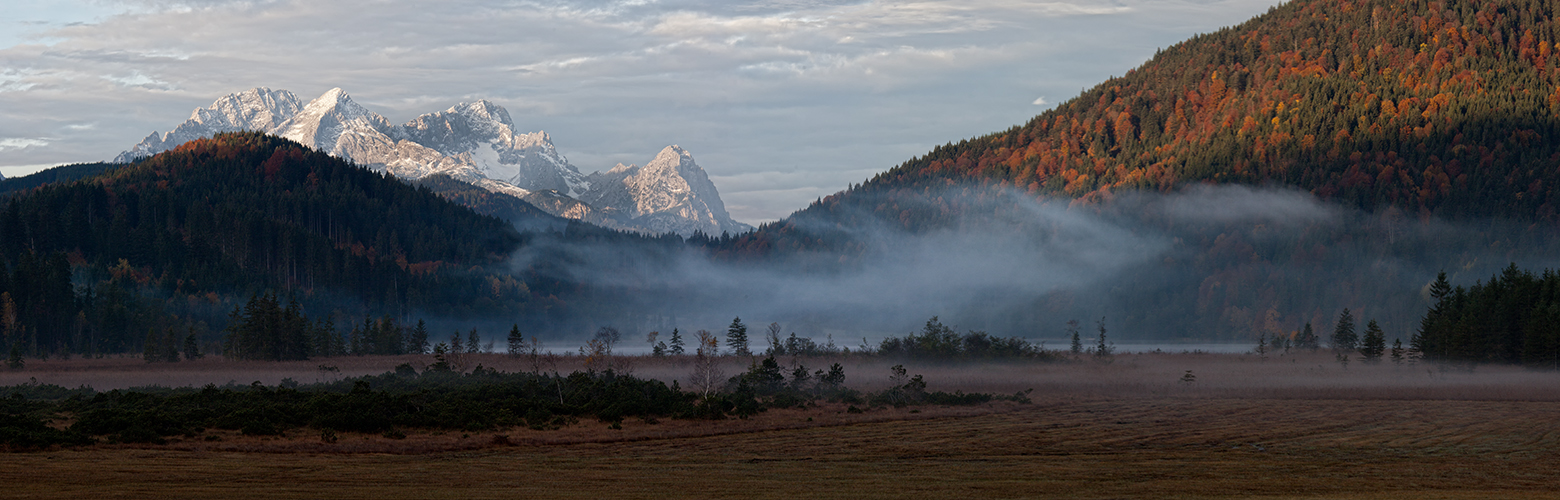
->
left=4, top=351, right=1560, bottom=499
left=4, top=398, right=1560, bottom=499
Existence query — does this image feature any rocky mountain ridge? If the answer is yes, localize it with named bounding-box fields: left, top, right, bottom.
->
left=119, top=87, right=751, bottom=236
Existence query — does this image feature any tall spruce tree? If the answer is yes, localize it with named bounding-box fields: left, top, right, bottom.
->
left=507, top=324, right=524, bottom=357
left=408, top=320, right=429, bottom=355
left=1414, top=271, right=1453, bottom=354
left=1067, top=319, right=1082, bottom=355
left=726, top=317, right=749, bottom=356
left=183, top=329, right=202, bottom=360
left=1360, top=319, right=1386, bottom=362
left=1297, top=323, right=1319, bottom=350
left=668, top=328, right=685, bottom=355
left=143, top=328, right=159, bottom=363
left=1332, top=308, right=1358, bottom=352
left=1093, top=317, right=1113, bottom=358
left=162, top=328, right=180, bottom=362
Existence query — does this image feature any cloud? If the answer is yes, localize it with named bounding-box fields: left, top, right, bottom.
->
left=507, top=183, right=1560, bottom=344
left=0, top=0, right=1287, bottom=221
left=0, top=138, right=50, bottom=151
left=1031, top=96, right=1047, bottom=105
left=1155, top=184, right=1339, bottom=226
left=103, top=71, right=177, bottom=90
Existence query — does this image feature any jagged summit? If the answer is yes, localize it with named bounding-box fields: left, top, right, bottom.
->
left=115, top=87, right=303, bottom=163
left=115, top=87, right=750, bottom=236
left=399, top=100, right=589, bottom=196
left=279, top=88, right=398, bottom=157
left=583, top=145, right=752, bottom=236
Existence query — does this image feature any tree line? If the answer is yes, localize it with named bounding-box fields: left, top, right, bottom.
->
left=1414, top=265, right=1560, bottom=367
left=0, top=356, right=1026, bottom=449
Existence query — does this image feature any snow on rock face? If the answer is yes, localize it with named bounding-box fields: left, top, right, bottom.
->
left=398, top=102, right=589, bottom=196
left=114, top=87, right=303, bottom=162
left=279, top=88, right=398, bottom=156
left=113, top=87, right=750, bottom=236
left=582, top=145, right=753, bottom=236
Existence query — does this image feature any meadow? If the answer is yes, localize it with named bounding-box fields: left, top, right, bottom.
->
left=3, top=350, right=1559, bottom=499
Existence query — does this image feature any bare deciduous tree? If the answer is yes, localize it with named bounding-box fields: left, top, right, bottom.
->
left=581, top=338, right=609, bottom=372
left=764, top=322, right=783, bottom=356
left=689, top=329, right=724, bottom=398
left=526, top=336, right=554, bottom=374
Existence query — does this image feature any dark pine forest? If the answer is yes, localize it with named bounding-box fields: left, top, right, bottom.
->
left=0, top=133, right=530, bottom=357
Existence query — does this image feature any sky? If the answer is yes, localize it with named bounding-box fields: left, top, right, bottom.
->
left=0, top=0, right=1284, bottom=223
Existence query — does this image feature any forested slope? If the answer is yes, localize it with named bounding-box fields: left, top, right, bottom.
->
left=718, top=0, right=1560, bottom=340
left=0, top=132, right=532, bottom=355
left=757, top=0, right=1560, bottom=245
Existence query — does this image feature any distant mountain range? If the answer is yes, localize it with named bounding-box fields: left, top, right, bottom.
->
left=119, top=88, right=752, bottom=236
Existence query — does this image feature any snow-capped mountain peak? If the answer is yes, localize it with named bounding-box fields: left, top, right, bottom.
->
left=115, top=87, right=302, bottom=163
left=582, top=145, right=751, bottom=236
left=114, top=87, right=751, bottom=236
left=398, top=101, right=588, bottom=196
left=192, top=87, right=302, bottom=132
left=279, top=88, right=396, bottom=155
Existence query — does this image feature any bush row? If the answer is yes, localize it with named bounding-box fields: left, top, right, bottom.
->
left=1, top=361, right=1024, bottom=449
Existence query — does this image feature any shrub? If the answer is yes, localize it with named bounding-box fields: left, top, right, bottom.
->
left=878, top=316, right=1051, bottom=360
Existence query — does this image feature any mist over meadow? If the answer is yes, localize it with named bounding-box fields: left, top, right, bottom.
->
left=502, top=184, right=1560, bottom=346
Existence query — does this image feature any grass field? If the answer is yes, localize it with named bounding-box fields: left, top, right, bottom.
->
left=3, top=351, right=1559, bottom=499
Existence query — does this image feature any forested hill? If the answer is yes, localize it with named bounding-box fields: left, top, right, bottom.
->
left=700, top=0, right=1560, bottom=340
left=0, top=132, right=531, bottom=354
left=763, top=0, right=1560, bottom=240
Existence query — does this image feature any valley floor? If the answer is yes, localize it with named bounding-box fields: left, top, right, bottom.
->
left=4, top=397, right=1559, bottom=499
left=3, top=352, right=1560, bottom=499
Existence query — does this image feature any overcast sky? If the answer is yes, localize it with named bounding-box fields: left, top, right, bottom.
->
left=0, top=0, right=1281, bottom=223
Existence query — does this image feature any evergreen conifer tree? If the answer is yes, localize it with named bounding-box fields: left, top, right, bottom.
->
left=7, top=339, right=24, bottom=370
left=349, top=322, right=365, bottom=356
left=409, top=320, right=429, bottom=355
left=647, top=331, right=666, bottom=357
left=1067, top=319, right=1082, bottom=355
left=726, top=317, right=749, bottom=356
left=1331, top=308, right=1358, bottom=352
left=183, top=330, right=202, bottom=360
left=1297, top=323, right=1319, bottom=350
left=162, top=328, right=180, bottom=362
left=1360, top=319, right=1386, bottom=362
left=1093, top=317, right=1113, bottom=358
left=1414, top=271, right=1453, bottom=354
left=319, top=318, right=340, bottom=357
left=668, top=328, right=684, bottom=355
left=467, top=329, right=481, bottom=354
left=143, top=328, right=159, bottom=363
left=378, top=316, right=402, bottom=356
left=507, top=324, right=524, bottom=357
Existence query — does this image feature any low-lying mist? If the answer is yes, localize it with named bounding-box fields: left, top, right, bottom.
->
left=504, top=184, right=1560, bottom=346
